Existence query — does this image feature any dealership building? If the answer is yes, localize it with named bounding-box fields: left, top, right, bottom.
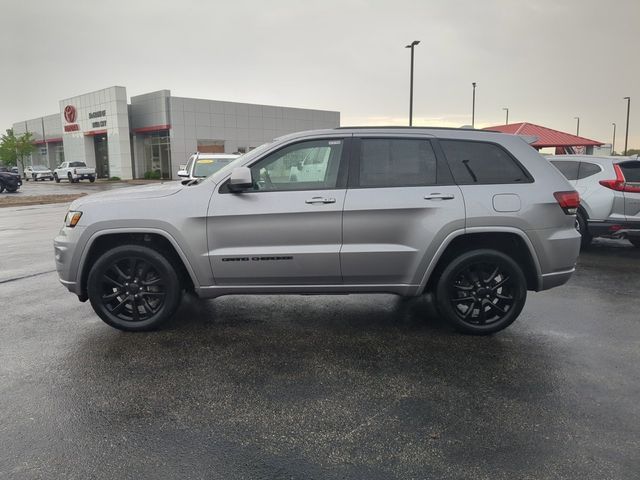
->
left=12, top=86, right=340, bottom=179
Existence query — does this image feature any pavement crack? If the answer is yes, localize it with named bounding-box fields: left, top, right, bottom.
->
left=0, top=270, right=57, bottom=285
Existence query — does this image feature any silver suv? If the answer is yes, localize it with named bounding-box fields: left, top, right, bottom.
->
left=548, top=155, right=640, bottom=248
left=54, top=128, right=581, bottom=334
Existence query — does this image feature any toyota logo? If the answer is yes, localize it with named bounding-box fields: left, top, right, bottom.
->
left=64, top=105, right=77, bottom=123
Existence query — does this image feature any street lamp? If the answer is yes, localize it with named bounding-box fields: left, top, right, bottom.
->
left=624, top=97, right=631, bottom=155
left=502, top=107, right=509, bottom=125
left=612, top=122, right=616, bottom=155
left=471, top=82, right=477, bottom=128
left=405, top=40, right=420, bottom=126
left=574, top=116, right=580, bottom=136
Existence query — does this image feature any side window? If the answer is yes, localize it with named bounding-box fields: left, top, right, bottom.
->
left=440, top=140, right=531, bottom=185
left=359, top=138, right=437, bottom=188
left=551, top=160, right=580, bottom=180
left=249, top=139, right=343, bottom=191
left=577, top=162, right=601, bottom=180
left=618, top=162, right=640, bottom=183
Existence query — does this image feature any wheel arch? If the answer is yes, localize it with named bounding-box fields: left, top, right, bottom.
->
left=419, top=228, right=542, bottom=293
left=77, top=229, right=198, bottom=300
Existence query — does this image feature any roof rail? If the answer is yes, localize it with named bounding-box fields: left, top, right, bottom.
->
left=334, top=125, right=499, bottom=133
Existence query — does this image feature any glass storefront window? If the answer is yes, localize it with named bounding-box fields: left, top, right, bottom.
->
left=142, top=131, right=171, bottom=179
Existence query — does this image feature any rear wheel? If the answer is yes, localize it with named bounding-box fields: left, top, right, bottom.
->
left=576, top=211, right=592, bottom=248
left=67, top=172, right=73, bottom=183
left=87, top=245, right=182, bottom=331
left=435, top=249, right=527, bottom=335
left=54, top=173, right=60, bottom=183
left=89, top=176, right=95, bottom=183
left=0, top=184, right=4, bottom=193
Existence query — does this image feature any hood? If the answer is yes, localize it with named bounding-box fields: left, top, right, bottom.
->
left=71, top=181, right=185, bottom=209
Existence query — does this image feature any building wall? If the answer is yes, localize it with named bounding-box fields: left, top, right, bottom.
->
left=169, top=96, right=340, bottom=176
left=59, top=86, right=133, bottom=179
left=12, top=114, right=63, bottom=170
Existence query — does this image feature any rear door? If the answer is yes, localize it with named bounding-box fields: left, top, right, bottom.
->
left=618, top=161, right=640, bottom=222
left=341, top=135, right=465, bottom=285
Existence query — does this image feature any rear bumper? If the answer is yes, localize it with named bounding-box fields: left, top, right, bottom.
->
left=588, top=220, right=640, bottom=239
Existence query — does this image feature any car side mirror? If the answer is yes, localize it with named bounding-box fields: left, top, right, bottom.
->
left=228, top=166, right=252, bottom=192
left=177, top=170, right=189, bottom=178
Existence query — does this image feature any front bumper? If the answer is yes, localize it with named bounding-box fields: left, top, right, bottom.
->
left=588, top=220, right=640, bottom=239
left=54, top=225, right=85, bottom=296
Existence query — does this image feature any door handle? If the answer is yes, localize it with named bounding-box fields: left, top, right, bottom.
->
left=305, top=197, right=336, bottom=204
left=424, top=193, right=455, bottom=200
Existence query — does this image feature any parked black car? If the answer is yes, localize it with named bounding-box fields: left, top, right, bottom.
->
left=0, top=167, right=22, bottom=193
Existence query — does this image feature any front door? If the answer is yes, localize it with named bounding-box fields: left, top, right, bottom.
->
left=94, top=135, right=109, bottom=178
left=207, top=138, right=349, bottom=285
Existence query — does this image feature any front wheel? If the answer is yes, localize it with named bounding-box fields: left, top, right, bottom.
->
left=435, top=249, right=527, bottom=335
left=87, top=245, right=182, bottom=331
left=89, top=176, right=95, bottom=183
left=576, top=211, right=592, bottom=248
left=54, top=173, right=60, bottom=183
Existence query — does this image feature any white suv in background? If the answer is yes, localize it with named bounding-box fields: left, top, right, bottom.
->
left=177, top=153, right=240, bottom=180
left=548, top=155, right=640, bottom=248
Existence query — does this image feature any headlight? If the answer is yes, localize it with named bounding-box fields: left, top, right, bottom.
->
left=64, top=211, right=82, bottom=228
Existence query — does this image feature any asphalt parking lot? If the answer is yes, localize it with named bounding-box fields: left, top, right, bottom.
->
left=6, top=178, right=146, bottom=197
left=1, top=203, right=639, bottom=479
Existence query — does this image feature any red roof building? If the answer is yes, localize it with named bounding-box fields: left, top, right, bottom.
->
left=483, top=122, right=604, bottom=154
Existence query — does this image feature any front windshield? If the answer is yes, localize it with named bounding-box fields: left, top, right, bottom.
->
left=193, top=158, right=235, bottom=177
left=34, top=165, right=48, bottom=171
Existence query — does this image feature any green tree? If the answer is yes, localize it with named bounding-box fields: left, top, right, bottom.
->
left=0, top=129, right=35, bottom=172
left=624, top=148, right=640, bottom=156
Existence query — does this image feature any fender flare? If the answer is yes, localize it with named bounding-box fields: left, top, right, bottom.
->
left=417, top=226, right=543, bottom=293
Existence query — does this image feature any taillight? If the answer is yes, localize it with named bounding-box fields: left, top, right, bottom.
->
left=554, top=191, right=580, bottom=215
left=599, top=164, right=640, bottom=193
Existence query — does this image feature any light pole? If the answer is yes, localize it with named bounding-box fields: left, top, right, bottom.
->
left=624, top=96, right=631, bottom=155
left=405, top=40, right=420, bottom=126
left=471, top=82, right=477, bottom=128
left=612, top=122, right=616, bottom=155
left=574, top=116, right=580, bottom=136
left=502, top=107, right=509, bottom=125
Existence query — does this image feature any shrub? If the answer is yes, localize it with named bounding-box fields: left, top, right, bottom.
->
left=143, top=170, right=162, bottom=180
left=108, top=176, right=121, bottom=181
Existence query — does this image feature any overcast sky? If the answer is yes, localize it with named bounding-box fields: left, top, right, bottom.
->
left=2, top=0, right=639, bottom=149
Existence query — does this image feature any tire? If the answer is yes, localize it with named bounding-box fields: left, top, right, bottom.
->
left=0, top=184, right=4, bottom=193
left=6, top=187, right=18, bottom=193
left=435, top=249, right=527, bottom=335
left=89, top=176, right=95, bottom=183
left=629, top=238, right=640, bottom=248
left=576, top=211, right=592, bottom=248
left=67, top=173, right=73, bottom=183
left=32, top=174, right=37, bottom=181
left=54, top=173, right=60, bottom=183
left=87, top=245, right=182, bottom=331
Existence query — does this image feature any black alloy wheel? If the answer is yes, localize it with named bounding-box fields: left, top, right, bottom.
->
left=436, top=249, right=527, bottom=335
left=576, top=211, right=592, bottom=248
left=87, top=245, right=182, bottom=331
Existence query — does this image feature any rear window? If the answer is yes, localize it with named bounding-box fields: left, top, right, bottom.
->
left=551, top=160, right=580, bottom=180
left=69, top=162, right=87, bottom=168
left=440, top=140, right=531, bottom=185
left=359, top=138, right=437, bottom=187
left=619, top=162, right=640, bottom=183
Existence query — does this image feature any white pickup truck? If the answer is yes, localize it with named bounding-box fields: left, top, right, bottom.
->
left=54, top=162, right=96, bottom=183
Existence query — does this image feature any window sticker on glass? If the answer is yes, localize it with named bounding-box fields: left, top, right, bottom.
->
left=197, top=159, right=215, bottom=164
left=328, top=140, right=342, bottom=145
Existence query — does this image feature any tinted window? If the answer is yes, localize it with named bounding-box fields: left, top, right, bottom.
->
left=551, top=160, right=580, bottom=180
left=619, top=162, right=640, bottom=182
left=440, top=140, right=530, bottom=184
left=249, top=139, right=343, bottom=191
left=577, top=162, right=601, bottom=179
left=69, top=162, right=86, bottom=168
left=359, top=139, right=437, bottom=187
